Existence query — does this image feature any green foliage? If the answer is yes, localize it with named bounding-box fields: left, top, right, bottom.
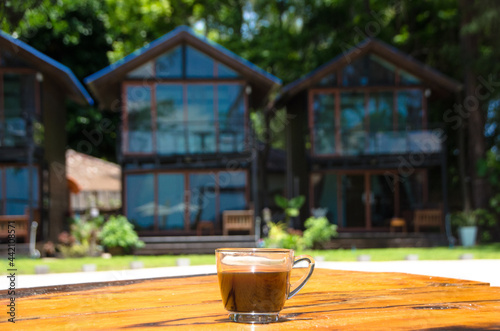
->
left=263, top=215, right=338, bottom=250
left=475, top=150, right=500, bottom=241
left=57, top=243, right=91, bottom=258
left=57, top=216, right=105, bottom=258
left=451, top=209, right=496, bottom=242
left=274, top=195, right=305, bottom=226
left=263, top=221, right=304, bottom=251
left=71, top=216, right=104, bottom=246
left=451, top=211, right=479, bottom=228
left=99, top=215, right=145, bottom=254
left=303, top=217, right=338, bottom=249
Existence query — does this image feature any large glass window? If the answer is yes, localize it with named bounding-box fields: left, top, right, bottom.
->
left=126, top=44, right=240, bottom=80
left=316, top=73, right=337, bottom=87
left=312, top=172, right=397, bottom=229
left=126, top=86, right=152, bottom=152
left=156, top=46, right=183, bottom=78
left=311, top=173, right=339, bottom=225
left=313, top=94, right=336, bottom=155
left=189, top=173, right=216, bottom=228
left=187, top=85, right=215, bottom=153
left=342, top=55, right=395, bottom=86
left=158, top=174, right=185, bottom=230
left=2, top=73, right=36, bottom=147
left=400, top=171, right=425, bottom=212
left=217, top=63, right=239, bottom=78
left=370, top=175, right=394, bottom=228
left=127, top=82, right=246, bottom=155
left=398, top=90, right=423, bottom=130
left=126, top=174, right=155, bottom=231
left=1, top=167, right=39, bottom=215
left=311, top=89, right=425, bottom=156
left=125, top=170, right=247, bottom=232
left=368, top=92, right=393, bottom=132
left=124, top=43, right=246, bottom=155
left=218, top=84, right=245, bottom=152
left=127, top=62, right=154, bottom=79
left=340, top=92, right=365, bottom=155
left=341, top=174, right=366, bottom=228
left=156, top=84, right=185, bottom=154
left=219, top=171, right=247, bottom=215
left=400, top=70, right=422, bottom=85
left=368, top=92, right=395, bottom=154
left=186, top=46, right=214, bottom=78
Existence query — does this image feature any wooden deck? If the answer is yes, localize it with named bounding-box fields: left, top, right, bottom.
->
left=136, top=235, right=257, bottom=255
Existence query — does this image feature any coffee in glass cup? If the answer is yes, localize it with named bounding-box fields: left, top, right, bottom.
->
left=215, top=248, right=315, bottom=324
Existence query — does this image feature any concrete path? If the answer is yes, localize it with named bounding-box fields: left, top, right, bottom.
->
left=5, top=259, right=499, bottom=290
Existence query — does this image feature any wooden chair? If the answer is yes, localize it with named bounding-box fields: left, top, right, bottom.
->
left=222, top=210, right=254, bottom=235
left=413, top=209, right=444, bottom=233
left=0, top=214, right=29, bottom=242
left=390, top=217, right=407, bottom=233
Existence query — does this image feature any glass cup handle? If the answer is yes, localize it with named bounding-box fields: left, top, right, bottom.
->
left=288, top=255, right=315, bottom=299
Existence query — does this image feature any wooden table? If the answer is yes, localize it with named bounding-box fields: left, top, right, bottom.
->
left=2, top=268, right=500, bottom=330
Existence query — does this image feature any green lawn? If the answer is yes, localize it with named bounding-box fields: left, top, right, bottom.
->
left=3, top=244, right=500, bottom=275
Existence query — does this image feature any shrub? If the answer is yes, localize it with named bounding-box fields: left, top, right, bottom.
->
left=303, top=216, right=338, bottom=249
left=263, top=221, right=305, bottom=250
left=99, top=215, right=144, bottom=255
left=56, top=215, right=105, bottom=258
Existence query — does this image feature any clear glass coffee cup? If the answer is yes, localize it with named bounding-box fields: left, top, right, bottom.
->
left=215, top=248, right=315, bottom=324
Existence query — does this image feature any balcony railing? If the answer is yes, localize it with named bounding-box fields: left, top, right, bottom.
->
left=313, top=125, right=443, bottom=156
left=123, top=119, right=247, bottom=155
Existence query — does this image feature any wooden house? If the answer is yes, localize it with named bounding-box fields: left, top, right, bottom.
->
left=0, top=30, right=93, bottom=242
left=85, top=26, right=281, bottom=236
left=275, top=39, right=462, bottom=233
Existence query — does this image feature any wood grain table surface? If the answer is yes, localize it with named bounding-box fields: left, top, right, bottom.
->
left=1, top=268, right=500, bottom=330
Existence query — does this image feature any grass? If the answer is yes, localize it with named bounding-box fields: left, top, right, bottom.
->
left=3, top=243, right=499, bottom=275
left=302, top=243, right=500, bottom=261
left=2, top=254, right=215, bottom=275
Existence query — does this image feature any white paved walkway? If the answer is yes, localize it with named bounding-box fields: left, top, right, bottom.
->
left=4, top=259, right=499, bottom=290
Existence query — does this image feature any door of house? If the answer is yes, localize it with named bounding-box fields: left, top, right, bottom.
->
left=340, top=174, right=366, bottom=228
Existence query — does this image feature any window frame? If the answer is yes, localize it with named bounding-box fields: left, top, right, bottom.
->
left=0, top=164, right=41, bottom=216
left=308, top=67, right=427, bottom=157
left=122, top=80, right=248, bottom=156
left=0, top=67, right=41, bottom=147
left=123, top=169, right=249, bottom=234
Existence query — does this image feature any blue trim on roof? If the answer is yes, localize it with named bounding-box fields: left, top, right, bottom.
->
left=84, top=26, right=281, bottom=86
left=0, top=30, right=94, bottom=105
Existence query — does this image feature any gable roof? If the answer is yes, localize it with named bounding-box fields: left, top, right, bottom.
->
left=85, top=26, right=281, bottom=109
left=0, top=30, right=93, bottom=105
left=276, top=38, right=462, bottom=108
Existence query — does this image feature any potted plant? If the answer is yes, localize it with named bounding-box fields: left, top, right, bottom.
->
left=99, top=215, right=145, bottom=255
left=451, top=211, right=478, bottom=247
